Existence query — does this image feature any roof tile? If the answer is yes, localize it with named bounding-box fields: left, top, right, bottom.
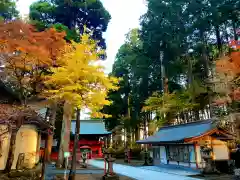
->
left=137, top=119, right=214, bottom=144
left=71, top=120, right=111, bottom=135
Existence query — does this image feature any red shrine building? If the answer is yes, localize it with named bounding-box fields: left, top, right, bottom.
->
left=70, top=119, right=111, bottom=159
left=51, top=119, right=111, bottom=160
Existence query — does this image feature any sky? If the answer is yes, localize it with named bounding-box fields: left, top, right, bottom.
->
left=16, top=0, right=147, bottom=119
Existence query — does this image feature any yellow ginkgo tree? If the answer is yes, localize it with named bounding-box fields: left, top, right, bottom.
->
left=44, top=33, right=119, bottom=179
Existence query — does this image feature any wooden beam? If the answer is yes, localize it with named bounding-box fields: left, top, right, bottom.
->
left=184, top=129, right=235, bottom=143
left=184, top=129, right=218, bottom=143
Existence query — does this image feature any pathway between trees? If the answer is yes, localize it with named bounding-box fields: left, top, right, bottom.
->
left=88, top=160, right=199, bottom=180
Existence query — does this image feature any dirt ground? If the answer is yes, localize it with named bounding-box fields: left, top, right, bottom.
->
left=54, top=164, right=135, bottom=180
left=55, top=174, right=134, bottom=180
left=111, top=159, right=144, bottom=167
left=189, top=174, right=236, bottom=180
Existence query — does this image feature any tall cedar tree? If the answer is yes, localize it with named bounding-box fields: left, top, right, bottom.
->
left=29, top=0, right=111, bottom=48
left=0, top=0, right=19, bottom=20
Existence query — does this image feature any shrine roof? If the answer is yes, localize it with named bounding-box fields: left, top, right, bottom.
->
left=137, top=119, right=217, bottom=144
left=71, top=119, right=111, bottom=135
left=0, top=105, right=51, bottom=131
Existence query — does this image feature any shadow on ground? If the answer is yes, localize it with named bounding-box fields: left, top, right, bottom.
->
left=45, top=164, right=134, bottom=180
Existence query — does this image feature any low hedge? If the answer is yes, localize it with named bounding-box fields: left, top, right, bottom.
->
left=113, top=147, right=142, bottom=160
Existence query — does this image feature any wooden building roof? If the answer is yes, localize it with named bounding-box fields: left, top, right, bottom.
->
left=0, top=81, right=51, bottom=131
left=71, top=119, right=111, bottom=135
left=136, top=119, right=235, bottom=144
left=0, top=104, right=51, bottom=131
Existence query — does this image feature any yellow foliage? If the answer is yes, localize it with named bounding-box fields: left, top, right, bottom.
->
left=44, top=33, right=119, bottom=117
left=143, top=90, right=197, bottom=114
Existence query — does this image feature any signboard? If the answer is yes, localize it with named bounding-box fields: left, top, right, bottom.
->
left=64, top=152, right=70, bottom=158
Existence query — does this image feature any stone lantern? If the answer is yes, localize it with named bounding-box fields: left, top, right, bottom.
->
left=124, top=148, right=129, bottom=163
left=200, top=140, right=216, bottom=174
left=81, top=151, right=88, bottom=168
left=102, top=147, right=119, bottom=180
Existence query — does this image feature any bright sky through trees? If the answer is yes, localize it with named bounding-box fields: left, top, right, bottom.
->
left=16, top=0, right=146, bottom=119
left=16, top=0, right=147, bottom=73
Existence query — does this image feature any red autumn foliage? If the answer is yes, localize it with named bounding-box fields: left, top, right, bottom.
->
left=0, top=20, right=67, bottom=102
left=0, top=20, right=66, bottom=67
left=229, top=40, right=240, bottom=49
left=215, top=40, right=240, bottom=104
left=216, top=52, right=240, bottom=75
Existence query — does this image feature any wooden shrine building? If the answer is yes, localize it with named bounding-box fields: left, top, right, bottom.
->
left=70, top=119, right=111, bottom=158
left=137, top=119, right=234, bottom=171
left=0, top=81, right=51, bottom=170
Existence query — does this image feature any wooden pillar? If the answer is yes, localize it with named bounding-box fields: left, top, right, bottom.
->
left=187, top=145, right=191, bottom=167
left=194, top=143, right=199, bottom=169
left=99, top=145, right=102, bottom=157
left=41, top=134, right=48, bottom=180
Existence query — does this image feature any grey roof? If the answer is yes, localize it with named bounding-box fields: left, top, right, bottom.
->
left=71, top=120, right=111, bottom=135
left=137, top=119, right=215, bottom=144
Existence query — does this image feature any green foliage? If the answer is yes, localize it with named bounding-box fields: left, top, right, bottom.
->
left=144, top=90, right=197, bottom=115
left=112, top=145, right=142, bottom=159
left=29, top=0, right=111, bottom=48
left=102, top=90, right=125, bottom=130
left=52, top=23, right=80, bottom=42
left=140, top=0, right=240, bottom=87
left=29, top=2, right=80, bottom=41
left=113, top=147, right=125, bottom=159
left=104, top=0, right=240, bottom=136
left=29, top=1, right=55, bottom=30
left=103, top=29, right=151, bottom=130
left=0, top=0, right=18, bottom=20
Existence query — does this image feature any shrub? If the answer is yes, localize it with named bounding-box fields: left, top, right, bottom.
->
left=114, top=147, right=125, bottom=159
left=131, top=147, right=142, bottom=160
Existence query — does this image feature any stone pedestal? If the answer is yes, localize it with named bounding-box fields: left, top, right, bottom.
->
left=81, top=163, right=87, bottom=168
left=124, top=150, right=128, bottom=163
left=102, top=148, right=119, bottom=180
left=102, top=174, right=120, bottom=180
left=81, top=152, right=87, bottom=168
left=200, top=143, right=216, bottom=174
left=143, top=151, right=149, bottom=166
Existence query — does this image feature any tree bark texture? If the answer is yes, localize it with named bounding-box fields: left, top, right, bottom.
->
left=232, top=19, right=238, bottom=41
left=68, top=108, right=80, bottom=180
left=41, top=135, right=48, bottom=180
left=57, top=101, right=72, bottom=167
left=47, top=102, right=57, bottom=162
left=5, top=125, right=16, bottom=172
